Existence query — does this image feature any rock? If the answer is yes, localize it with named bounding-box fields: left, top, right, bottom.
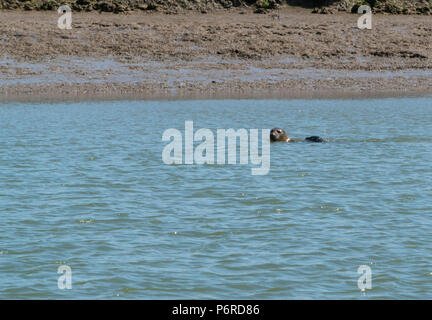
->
left=23, top=2, right=33, bottom=10
left=254, top=7, right=268, bottom=14
left=137, top=4, right=148, bottom=10
left=77, top=0, right=91, bottom=5
left=416, top=6, right=431, bottom=14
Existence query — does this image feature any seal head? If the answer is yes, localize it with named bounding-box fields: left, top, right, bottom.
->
left=270, top=128, right=290, bottom=142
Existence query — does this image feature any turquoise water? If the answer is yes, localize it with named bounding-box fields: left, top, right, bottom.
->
left=0, top=97, right=431, bottom=299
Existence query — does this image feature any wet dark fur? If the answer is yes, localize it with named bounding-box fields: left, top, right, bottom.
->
left=270, top=128, right=325, bottom=143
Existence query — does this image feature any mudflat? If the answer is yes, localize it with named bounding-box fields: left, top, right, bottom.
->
left=0, top=8, right=431, bottom=101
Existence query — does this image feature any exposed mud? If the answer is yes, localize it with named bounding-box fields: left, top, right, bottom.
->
left=0, top=9, right=431, bottom=101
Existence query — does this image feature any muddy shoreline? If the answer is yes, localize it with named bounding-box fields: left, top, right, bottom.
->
left=1, top=9, right=431, bottom=102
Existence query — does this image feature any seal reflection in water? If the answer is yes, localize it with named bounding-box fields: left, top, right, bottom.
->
left=270, top=128, right=325, bottom=143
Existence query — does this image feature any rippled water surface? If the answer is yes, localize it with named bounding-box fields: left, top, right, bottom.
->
left=1, top=97, right=431, bottom=299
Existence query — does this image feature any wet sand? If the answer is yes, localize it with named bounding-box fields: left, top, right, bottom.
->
left=0, top=9, right=431, bottom=101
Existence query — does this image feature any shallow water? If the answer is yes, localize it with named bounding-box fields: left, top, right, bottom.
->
left=2, top=56, right=431, bottom=87
left=0, top=97, right=431, bottom=299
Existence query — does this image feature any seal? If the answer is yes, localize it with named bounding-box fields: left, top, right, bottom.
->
left=270, top=128, right=291, bottom=142
left=305, top=136, right=325, bottom=143
left=270, top=128, right=325, bottom=143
